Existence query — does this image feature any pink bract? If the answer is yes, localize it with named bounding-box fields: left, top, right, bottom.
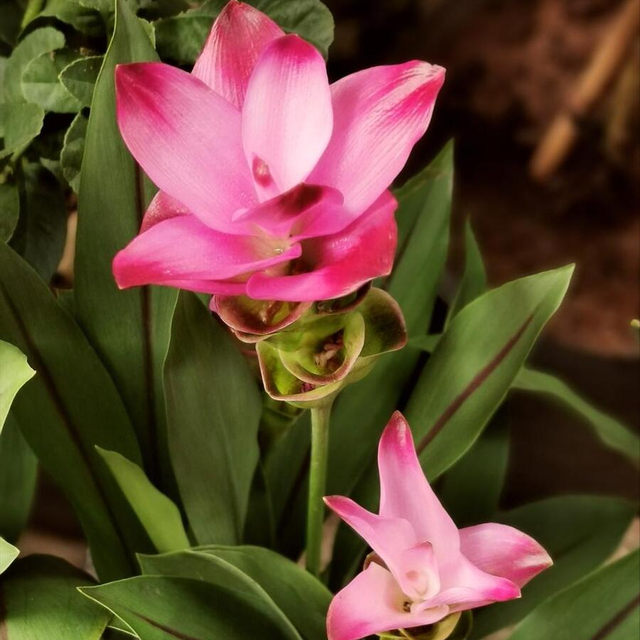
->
left=324, top=412, right=553, bottom=640
left=112, top=0, right=445, bottom=303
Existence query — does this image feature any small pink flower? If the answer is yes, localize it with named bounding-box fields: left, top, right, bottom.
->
left=112, top=0, right=445, bottom=303
left=324, top=412, right=553, bottom=640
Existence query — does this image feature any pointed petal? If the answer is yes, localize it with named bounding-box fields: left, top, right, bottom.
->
left=140, top=191, right=189, bottom=233
left=459, top=523, right=553, bottom=588
left=310, top=61, right=445, bottom=214
left=246, top=191, right=397, bottom=301
left=192, top=0, right=283, bottom=108
left=112, top=214, right=300, bottom=289
left=327, top=564, right=449, bottom=640
left=242, top=35, right=332, bottom=199
left=232, top=183, right=349, bottom=240
left=378, top=412, right=460, bottom=560
left=115, top=62, right=256, bottom=232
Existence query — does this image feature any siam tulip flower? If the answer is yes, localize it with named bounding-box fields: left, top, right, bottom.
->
left=324, top=412, right=553, bottom=640
left=112, top=0, right=445, bottom=323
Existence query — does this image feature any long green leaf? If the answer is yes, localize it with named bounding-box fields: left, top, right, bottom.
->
left=138, top=549, right=302, bottom=640
left=97, top=447, right=190, bottom=554
left=81, top=575, right=300, bottom=640
left=164, top=292, right=261, bottom=545
left=471, top=496, right=636, bottom=638
left=1, top=555, right=110, bottom=639
left=0, top=242, right=145, bottom=580
left=510, top=550, right=640, bottom=640
left=75, top=0, right=177, bottom=485
left=514, top=367, right=640, bottom=465
left=0, top=339, right=35, bottom=433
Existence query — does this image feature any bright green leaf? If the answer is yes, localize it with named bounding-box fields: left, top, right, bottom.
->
left=0, top=536, right=19, bottom=574
left=0, top=340, right=35, bottom=433
left=59, top=55, right=103, bottom=107
left=75, top=0, right=177, bottom=485
left=510, top=550, right=640, bottom=640
left=1, top=555, right=110, bottom=639
left=0, top=242, right=147, bottom=580
left=164, top=292, right=262, bottom=545
left=81, top=575, right=302, bottom=640
left=22, top=48, right=83, bottom=113
left=514, top=367, right=640, bottom=465
left=60, top=111, right=88, bottom=192
left=97, top=447, right=190, bottom=553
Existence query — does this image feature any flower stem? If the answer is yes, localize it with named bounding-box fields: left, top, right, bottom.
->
left=306, top=400, right=333, bottom=576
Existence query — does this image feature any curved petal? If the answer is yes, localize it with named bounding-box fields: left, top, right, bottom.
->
left=327, top=564, right=449, bottom=640
left=378, top=412, right=460, bottom=561
left=310, top=61, right=445, bottom=214
left=154, top=278, right=247, bottom=296
left=242, top=35, right=332, bottom=199
left=140, top=191, right=189, bottom=233
left=459, top=523, right=552, bottom=588
left=113, top=214, right=300, bottom=289
left=246, top=191, right=397, bottom=301
left=115, top=62, right=256, bottom=232
left=192, top=0, right=283, bottom=108
left=232, top=183, right=349, bottom=240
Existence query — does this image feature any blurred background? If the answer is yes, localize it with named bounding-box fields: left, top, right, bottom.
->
left=17, top=0, right=640, bottom=580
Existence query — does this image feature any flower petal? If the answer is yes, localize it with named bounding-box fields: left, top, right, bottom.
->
left=327, top=564, right=449, bottom=640
left=232, top=183, right=349, bottom=240
left=192, top=0, right=283, bottom=108
left=378, top=412, right=460, bottom=561
left=310, top=61, right=445, bottom=214
left=242, top=35, right=333, bottom=199
left=112, top=214, right=300, bottom=289
left=459, top=523, right=553, bottom=588
left=115, top=62, right=256, bottom=232
left=246, top=191, right=397, bottom=301
left=140, top=191, right=189, bottom=233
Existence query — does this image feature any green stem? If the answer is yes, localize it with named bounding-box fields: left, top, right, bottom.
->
left=21, top=0, right=45, bottom=29
left=305, top=400, right=333, bottom=576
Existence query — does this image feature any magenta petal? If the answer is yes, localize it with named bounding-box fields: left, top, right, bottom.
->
left=242, top=35, right=332, bottom=199
left=153, top=278, right=248, bottom=296
left=112, top=214, right=300, bottom=289
left=115, top=62, right=256, bottom=232
left=233, top=183, right=349, bottom=240
left=327, top=564, right=449, bottom=640
left=192, top=0, right=283, bottom=108
left=378, top=412, right=460, bottom=560
left=140, top=191, right=189, bottom=233
left=245, top=191, right=397, bottom=302
left=459, top=523, right=553, bottom=588
left=310, top=61, right=445, bottom=214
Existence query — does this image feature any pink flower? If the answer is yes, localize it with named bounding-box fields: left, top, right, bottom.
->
left=112, top=1, right=445, bottom=303
left=324, top=412, right=553, bottom=640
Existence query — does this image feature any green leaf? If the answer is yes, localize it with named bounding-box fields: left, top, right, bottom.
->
left=164, top=292, right=261, bottom=545
left=3, top=27, right=65, bottom=104
left=1, top=101, right=44, bottom=155
left=448, top=220, right=487, bottom=319
left=0, top=414, right=37, bottom=543
left=38, top=0, right=105, bottom=37
left=75, top=0, right=177, bottom=485
left=202, top=545, right=332, bottom=640
left=80, top=575, right=302, bottom=640
left=514, top=367, right=640, bottom=465
left=439, top=412, right=509, bottom=525
left=0, top=242, right=146, bottom=580
left=510, top=550, right=640, bottom=640
left=138, top=549, right=303, bottom=640
left=0, top=339, right=35, bottom=433
left=59, top=55, right=103, bottom=107
left=1, top=555, right=110, bottom=639
left=470, top=495, right=636, bottom=638
left=22, top=48, right=83, bottom=113
left=155, top=0, right=334, bottom=64
left=97, top=447, right=190, bottom=553
left=0, top=536, right=19, bottom=574
left=10, top=162, right=67, bottom=282
left=0, top=182, right=20, bottom=241
left=60, top=110, right=87, bottom=192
